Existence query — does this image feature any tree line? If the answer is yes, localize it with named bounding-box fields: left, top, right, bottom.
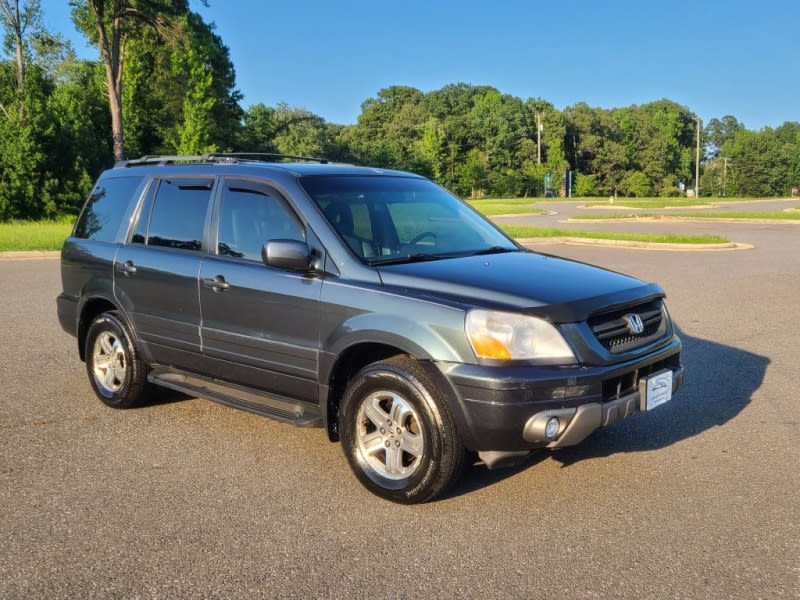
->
left=1, top=1, right=798, bottom=222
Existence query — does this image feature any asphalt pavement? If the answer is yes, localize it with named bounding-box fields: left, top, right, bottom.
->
left=1, top=212, right=798, bottom=599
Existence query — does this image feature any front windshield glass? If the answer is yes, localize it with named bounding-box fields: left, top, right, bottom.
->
left=300, top=175, right=518, bottom=264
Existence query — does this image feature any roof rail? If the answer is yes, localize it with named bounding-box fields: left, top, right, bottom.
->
left=116, top=152, right=329, bottom=168
left=116, top=155, right=207, bottom=167
left=207, top=152, right=328, bottom=164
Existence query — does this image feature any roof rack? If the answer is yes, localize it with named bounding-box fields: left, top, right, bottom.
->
left=208, top=152, right=328, bottom=164
left=116, top=152, right=329, bottom=168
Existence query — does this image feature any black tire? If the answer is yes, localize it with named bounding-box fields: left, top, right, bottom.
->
left=84, top=311, right=150, bottom=409
left=339, top=355, right=465, bottom=503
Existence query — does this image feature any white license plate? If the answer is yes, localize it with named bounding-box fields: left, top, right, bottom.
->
left=640, top=369, right=673, bottom=411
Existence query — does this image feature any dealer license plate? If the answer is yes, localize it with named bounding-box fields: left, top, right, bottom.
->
left=640, top=369, right=673, bottom=411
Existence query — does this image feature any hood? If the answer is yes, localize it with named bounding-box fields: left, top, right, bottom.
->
left=376, top=250, right=663, bottom=322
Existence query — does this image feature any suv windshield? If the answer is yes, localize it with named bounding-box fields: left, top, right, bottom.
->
left=300, top=175, right=518, bottom=264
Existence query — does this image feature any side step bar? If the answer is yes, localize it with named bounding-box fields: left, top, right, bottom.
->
left=148, top=369, right=323, bottom=427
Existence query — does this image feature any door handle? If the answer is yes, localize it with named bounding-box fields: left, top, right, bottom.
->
left=202, top=275, right=230, bottom=292
left=117, top=260, right=137, bottom=276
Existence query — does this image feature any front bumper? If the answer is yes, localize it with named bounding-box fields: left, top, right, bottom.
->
left=437, top=336, right=683, bottom=454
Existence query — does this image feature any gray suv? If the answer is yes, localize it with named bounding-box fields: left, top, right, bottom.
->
left=57, top=154, right=684, bottom=503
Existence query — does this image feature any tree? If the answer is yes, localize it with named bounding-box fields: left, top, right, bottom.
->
left=723, top=126, right=798, bottom=196
left=70, top=0, right=187, bottom=160
left=0, top=0, right=46, bottom=121
left=173, top=44, right=217, bottom=154
left=238, top=102, right=332, bottom=157
left=270, top=102, right=331, bottom=157
left=620, top=171, right=652, bottom=197
left=705, top=115, right=744, bottom=159
left=457, top=148, right=488, bottom=198
left=574, top=173, right=597, bottom=196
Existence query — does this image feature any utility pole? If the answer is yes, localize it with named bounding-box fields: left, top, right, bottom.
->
left=694, top=115, right=702, bottom=198
left=536, top=113, right=542, bottom=165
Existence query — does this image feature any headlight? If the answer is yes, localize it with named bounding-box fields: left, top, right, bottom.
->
left=465, top=309, right=576, bottom=363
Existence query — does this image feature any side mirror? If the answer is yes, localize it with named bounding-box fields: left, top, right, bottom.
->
left=262, top=239, right=312, bottom=272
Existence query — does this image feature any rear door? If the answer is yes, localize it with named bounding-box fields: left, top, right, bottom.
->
left=114, top=176, right=215, bottom=371
left=199, top=178, right=322, bottom=403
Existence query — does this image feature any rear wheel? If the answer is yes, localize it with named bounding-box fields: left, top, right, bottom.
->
left=339, top=356, right=465, bottom=503
left=85, top=311, right=150, bottom=409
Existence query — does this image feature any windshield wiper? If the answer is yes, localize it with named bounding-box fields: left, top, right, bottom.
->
left=371, top=253, right=453, bottom=266
left=469, top=246, right=517, bottom=256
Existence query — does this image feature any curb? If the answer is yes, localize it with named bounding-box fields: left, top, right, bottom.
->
left=0, top=250, right=60, bottom=260
left=517, top=237, right=752, bottom=251
left=565, top=217, right=800, bottom=225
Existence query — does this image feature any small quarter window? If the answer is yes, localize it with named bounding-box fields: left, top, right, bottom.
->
left=74, top=176, right=144, bottom=242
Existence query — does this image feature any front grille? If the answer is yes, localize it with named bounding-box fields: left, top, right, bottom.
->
left=589, top=299, right=667, bottom=353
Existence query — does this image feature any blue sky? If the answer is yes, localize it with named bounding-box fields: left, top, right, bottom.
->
left=45, top=0, right=798, bottom=129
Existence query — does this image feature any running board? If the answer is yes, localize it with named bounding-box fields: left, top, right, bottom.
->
left=148, top=369, right=322, bottom=427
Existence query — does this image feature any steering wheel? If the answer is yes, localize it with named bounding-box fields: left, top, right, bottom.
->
left=407, top=231, right=437, bottom=245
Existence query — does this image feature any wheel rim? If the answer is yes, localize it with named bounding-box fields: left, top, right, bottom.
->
left=355, top=390, right=425, bottom=481
left=92, top=331, right=127, bottom=394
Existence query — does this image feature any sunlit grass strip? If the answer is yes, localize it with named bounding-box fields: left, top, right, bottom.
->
left=0, top=217, right=732, bottom=252
left=500, top=224, right=729, bottom=244
left=572, top=211, right=800, bottom=220
left=583, top=198, right=713, bottom=209
left=582, top=197, right=774, bottom=208
left=468, top=198, right=544, bottom=215
left=0, top=219, right=74, bottom=251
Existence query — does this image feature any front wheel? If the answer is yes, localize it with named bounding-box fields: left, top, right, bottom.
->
left=85, top=311, right=150, bottom=409
left=339, top=356, right=465, bottom=503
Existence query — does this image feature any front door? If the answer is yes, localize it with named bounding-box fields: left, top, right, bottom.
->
left=199, top=178, right=322, bottom=403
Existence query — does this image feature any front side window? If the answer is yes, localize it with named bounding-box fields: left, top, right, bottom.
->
left=217, top=181, right=304, bottom=261
left=300, top=175, right=517, bottom=264
left=74, top=176, right=144, bottom=242
left=146, top=178, right=213, bottom=251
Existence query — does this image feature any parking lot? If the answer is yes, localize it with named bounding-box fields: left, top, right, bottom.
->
left=1, top=212, right=798, bottom=598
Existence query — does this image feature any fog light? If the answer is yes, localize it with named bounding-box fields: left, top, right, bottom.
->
left=545, top=417, right=560, bottom=439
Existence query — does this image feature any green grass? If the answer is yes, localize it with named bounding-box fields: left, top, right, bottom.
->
left=500, top=224, right=729, bottom=245
left=572, top=211, right=800, bottom=221
left=0, top=215, right=735, bottom=251
left=468, top=198, right=544, bottom=215
left=0, top=219, right=74, bottom=251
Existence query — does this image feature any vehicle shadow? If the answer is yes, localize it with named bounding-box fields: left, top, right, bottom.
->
left=143, top=386, right=195, bottom=407
left=446, top=326, right=768, bottom=498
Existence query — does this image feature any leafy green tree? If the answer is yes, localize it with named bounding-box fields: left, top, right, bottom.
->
left=722, top=126, right=798, bottom=196
left=620, top=171, right=652, bottom=197
left=574, top=172, right=597, bottom=196
left=457, top=148, right=488, bottom=198
left=239, top=102, right=278, bottom=152
left=0, top=0, right=44, bottom=120
left=70, top=0, right=188, bottom=159
left=172, top=44, right=216, bottom=154
left=705, top=115, right=744, bottom=159
left=614, top=100, right=694, bottom=196
left=271, top=102, right=332, bottom=157
left=343, top=85, right=428, bottom=171
left=108, top=7, right=240, bottom=157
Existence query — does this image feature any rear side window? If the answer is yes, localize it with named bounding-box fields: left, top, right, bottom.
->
left=146, top=178, right=214, bottom=251
left=74, top=176, right=143, bottom=242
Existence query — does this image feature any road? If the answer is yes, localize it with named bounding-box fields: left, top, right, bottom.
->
left=1, top=212, right=798, bottom=599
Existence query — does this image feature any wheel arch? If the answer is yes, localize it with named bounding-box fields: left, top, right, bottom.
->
left=322, top=342, right=407, bottom=442
left=77, top=297, right=123, bottom=362
left=319, top=311, right=470, bottom=443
